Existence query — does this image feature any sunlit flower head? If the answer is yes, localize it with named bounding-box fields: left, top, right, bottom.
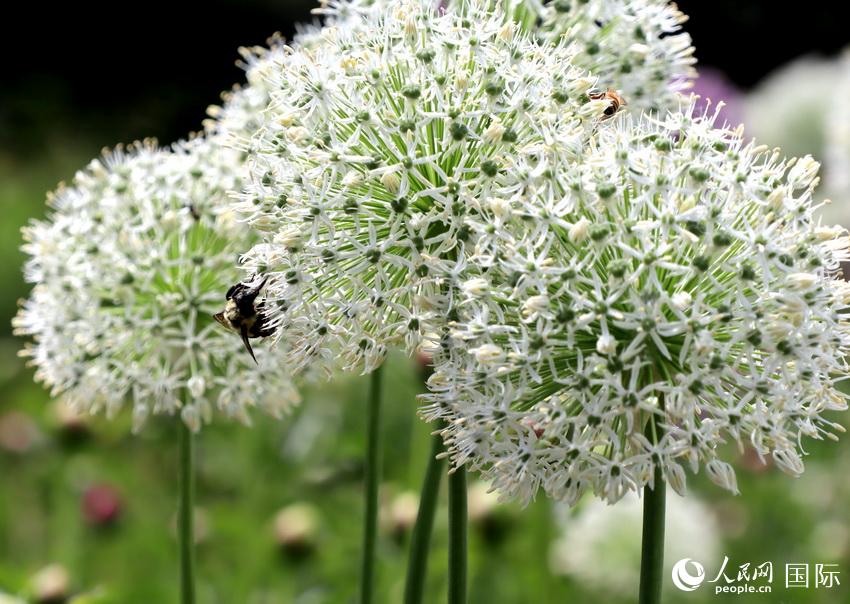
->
left=422, top=100, right=850, bottom=505
left=232, top=0, right=609, bottom=373
left=14, top=137, right=300, bottom=432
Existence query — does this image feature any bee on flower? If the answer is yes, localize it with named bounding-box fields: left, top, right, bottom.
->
left=228, top=0, right=609, bottom=373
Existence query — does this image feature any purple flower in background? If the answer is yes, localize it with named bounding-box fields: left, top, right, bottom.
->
left=691, top=67, right=744, bottom=127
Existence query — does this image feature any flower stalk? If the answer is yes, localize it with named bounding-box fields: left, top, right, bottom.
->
left=403, top=429, right=445, bottom=604
left=360, top=365, right=384, bottom=604
left=448, top=465, right=468, bottom=604
left=178, top=420, right=196, bottom=604
left=639, top=464, right=666, bottom=604
left=639, top=413, right=666, bottom=604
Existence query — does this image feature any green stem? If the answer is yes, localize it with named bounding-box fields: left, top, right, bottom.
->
left=639, top=430, right=666, bottom=604
left=360, top=365, right=384, bottom=604
left=178, top=421, right=196, bottom=604
left=403, top=430, right=445, bottom=604
left=448, top=465, right=467, bottom=604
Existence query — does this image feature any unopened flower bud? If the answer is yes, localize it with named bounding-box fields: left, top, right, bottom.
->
left=705, top=459, right=739, bottom=495
left=471, top=343, right=504, bottom=365
left=569, top=218, right=591, bottom=244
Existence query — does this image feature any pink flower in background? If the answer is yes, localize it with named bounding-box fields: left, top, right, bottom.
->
left=82, top=484, right=123, bottom=526
left=691, top=67, right=744, bottom=127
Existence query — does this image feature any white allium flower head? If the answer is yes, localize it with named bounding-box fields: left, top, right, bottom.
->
left=549, top=491, right=721, bottom=594
left=422, top=99, right=850, bottom=505
left=507, top=0, right=696, bottom=113
left=14, top=137, right=300, bottom=432
left=232, top=0, right=607, bottom=373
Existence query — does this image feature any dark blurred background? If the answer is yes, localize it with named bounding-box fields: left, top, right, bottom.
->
left=1, top=0, right=846, bottom=158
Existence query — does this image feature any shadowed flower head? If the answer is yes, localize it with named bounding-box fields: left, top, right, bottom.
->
left=508, top=0, right=696, bottom=113
left=231, top=0, right=610, bottom=373
left=314, top=0, right=696, bottom=116
left=14, top=137, right=300, bottom=432
left=422, top=100, right=850, bottom=505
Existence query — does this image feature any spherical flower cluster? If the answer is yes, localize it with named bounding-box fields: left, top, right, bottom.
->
left=422, top=101, right=850, bottom=505
left=14, top=138, right=300, bottom=432
left=233, top=0, right=608, bottom=372
left=519, top=0, right=696, bottom=113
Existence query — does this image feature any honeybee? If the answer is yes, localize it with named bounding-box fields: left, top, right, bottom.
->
left=589, top=88, right=626, bottom=119
left=214, top=275, right=275, bottom=364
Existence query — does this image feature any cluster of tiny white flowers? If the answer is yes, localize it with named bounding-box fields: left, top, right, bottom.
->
left=421, top=101, right=850, bottom=505
left=232, top=0, right=608, bottom=372
left=14, top=138, right=300, bottom=432
left=507, top=0, right=696, bottom=113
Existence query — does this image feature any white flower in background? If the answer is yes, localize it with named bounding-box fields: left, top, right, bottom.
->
left=743, top=49, right=850, bottom=226
left=549, top=491, right=721, bottom=594
left=29, top=564, right=70, bottom=603
left=506, top=0, right=696, bottom=113
left=423, top=100, right=850, bottom=505
left=744, top=54, right=842, bottom=166
left=14, top=138, right=300, bottom=432
left=824, top=51, right=850, bottom=223
left=230, top=0, right=605, bottom=372
left=273, top=503, right=320, bottom=551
